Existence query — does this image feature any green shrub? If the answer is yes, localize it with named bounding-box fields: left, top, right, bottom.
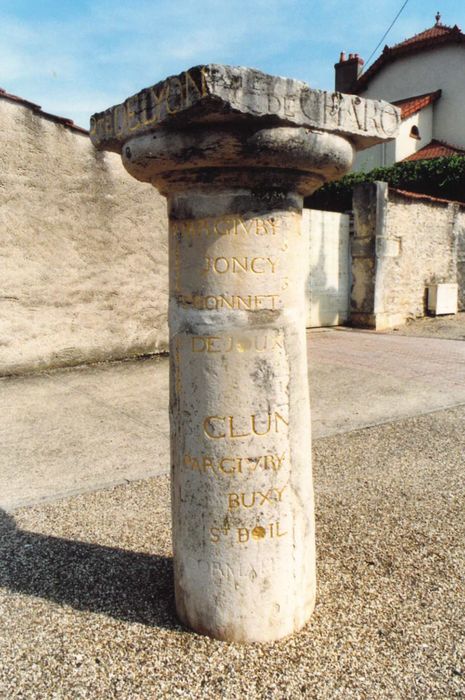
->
left=305, top=156, right=465, bottom=212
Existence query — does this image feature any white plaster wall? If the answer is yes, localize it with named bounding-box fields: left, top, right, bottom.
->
left=303, top=209, right=350, bottom=326
left=353, top=106, right=433, bottom=171
left=360, top=45, right=465, bottom=147
left=0, top=98, right=169, bottom=376
left=394, top=107, right=434, bottom=161
left=353, top=138, right=396, bottom=172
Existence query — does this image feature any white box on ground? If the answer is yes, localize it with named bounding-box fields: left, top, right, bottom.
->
left=427, top=283, right=458, bottom=315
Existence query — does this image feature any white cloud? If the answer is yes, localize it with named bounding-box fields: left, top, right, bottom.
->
left=0, top=0, right=462, bottom=128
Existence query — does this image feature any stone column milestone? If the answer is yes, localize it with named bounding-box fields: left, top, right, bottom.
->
left=90, top=66, right=399, bottom=643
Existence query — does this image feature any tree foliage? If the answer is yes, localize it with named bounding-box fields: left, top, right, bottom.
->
left=305, top=156, right=465, bottom=212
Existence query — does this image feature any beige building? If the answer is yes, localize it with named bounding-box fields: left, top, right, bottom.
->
left=335, top=14, right=465, bottom=170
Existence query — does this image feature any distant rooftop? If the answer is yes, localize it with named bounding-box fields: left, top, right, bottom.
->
left=393, top=90, right=442, bottom=120
left=402, top=139, right=465, bottom=161
left=0, top=87, right=88, bottom=135
left=356, top=15, right=465, bottom=91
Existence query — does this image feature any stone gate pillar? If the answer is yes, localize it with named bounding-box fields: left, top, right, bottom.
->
left=90, top=65, right=399, bottom=643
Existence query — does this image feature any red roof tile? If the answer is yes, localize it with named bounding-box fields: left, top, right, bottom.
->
left=0, top=87, right=88, bottom=135
left=356, top=23, right=465, bottom=90
left=391, top=23, right=459, bottom=49
left=390, top=187, right=465, bottom=207
left=393, top=90, right=441, bottom=119
left=402, top=139, right=465, bottom=161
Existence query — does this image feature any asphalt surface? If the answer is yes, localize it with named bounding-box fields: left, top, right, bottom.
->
left=2, top=327, right=465, bottom=510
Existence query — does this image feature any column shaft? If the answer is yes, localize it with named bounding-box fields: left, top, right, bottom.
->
left=168, top=189, right=315, bottom=642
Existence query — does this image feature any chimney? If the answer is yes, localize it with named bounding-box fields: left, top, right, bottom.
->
left=334, top=52, right=364, bottom=93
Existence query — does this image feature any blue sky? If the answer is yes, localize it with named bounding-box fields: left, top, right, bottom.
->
left=0, top=0, right=463, bottom=129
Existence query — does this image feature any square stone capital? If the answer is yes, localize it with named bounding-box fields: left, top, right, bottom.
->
left=90, top=64, right=400, bottom=153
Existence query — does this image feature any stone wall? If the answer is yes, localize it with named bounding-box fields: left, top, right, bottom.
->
left=456, top=210, right=465, bottom=311
left=351, top=182, right=464, bottom=329
left=0, top=96, right=169, bottom=376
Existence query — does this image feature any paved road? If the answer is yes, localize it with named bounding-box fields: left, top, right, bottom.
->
left=1, top=328, right=464, bottom=510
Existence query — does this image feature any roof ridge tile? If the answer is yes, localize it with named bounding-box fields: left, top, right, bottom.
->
left=0, top=86, right=88, bottom=135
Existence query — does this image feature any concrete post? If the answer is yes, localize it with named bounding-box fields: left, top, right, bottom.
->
left=90, top=65, right=399, bottom=642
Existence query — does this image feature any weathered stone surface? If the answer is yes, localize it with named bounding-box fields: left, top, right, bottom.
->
left=91, top=65, right=399, bottom=643
left=351, top=183, right=462, bottom=329
left=90, top=64, right=400, bottom=153
left=168, top=191, right=315, bottom=642
left=0, top=96, right=168, bottom=377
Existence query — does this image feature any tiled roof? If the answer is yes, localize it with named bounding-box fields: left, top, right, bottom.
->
left=390, top=187, right=465, bottom=207
left=0, top=87, right=88, bottom=135
left=356, top=23, right=465, bottom=90
left=393, top=90, right=441, bottom=120
left=402, top=139, right=465, bottom=161
left=391, top=23, right=460, bottom=49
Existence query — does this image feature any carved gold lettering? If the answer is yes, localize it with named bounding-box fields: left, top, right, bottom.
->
left=185, top=69, right=204, bottom=105
left=238, top=528, right=249, bottom=543
left=203, top=256, right=277, bottom=275
left=203, top=412, right=288, bottom=440
left=301, top=88, right=323, bottom=122
left=380, top=103, right=400, bottom=136
left=125, top=96, right=139, bottom=132
left=113, top=104, right=125, bottom=135
left=252, top=526, right=266, bottom=540
left=165, top=77, right=184, bottom=115
left=228, top=493, right=241, bottom=510
left=228, top=485, right=288, bottom=510
left=268, top=94, right=281, bottom=113
left=283, top=95, right=296, bottom=117
left=229, top=415, right=251, bottom=439
left=219, top=457, right=239, bottom=474
left=177, top=293, right=280, bottom=311
left=183, top=451, right=286, bottom=476
left=203, top=416, right=226, bottom=439
left=236, top=521, right=287, bottom=543
left=210, top=527, right=220, bottom=543
left=172, top=216, right=280, bottom=238
left=189, top=333, right=283, bottom=354
left=365, top=101, right=380, bottom=133
left=214, top=218, right=234, bottom=235
left=237, top=295, right=252, bottom=310
left=336, top=94, right=364, bottom=130
left=104, top=111, right=113, bottom=136
left=190, top=556, right=276, bottom=579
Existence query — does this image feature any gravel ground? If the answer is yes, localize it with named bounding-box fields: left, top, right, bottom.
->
left=0, top=406, right=464, bottom=699
left=386, top=312, right=465, bottom=340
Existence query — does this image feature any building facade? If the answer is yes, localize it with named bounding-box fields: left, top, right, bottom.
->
left=335, top=15, right=465, bottom=170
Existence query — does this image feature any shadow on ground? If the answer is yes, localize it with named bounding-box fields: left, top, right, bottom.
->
left=0, top=508, right=179, bottom=630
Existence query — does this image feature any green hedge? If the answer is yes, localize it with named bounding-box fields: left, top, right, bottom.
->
left=304, top=156, right=465, bottom=212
